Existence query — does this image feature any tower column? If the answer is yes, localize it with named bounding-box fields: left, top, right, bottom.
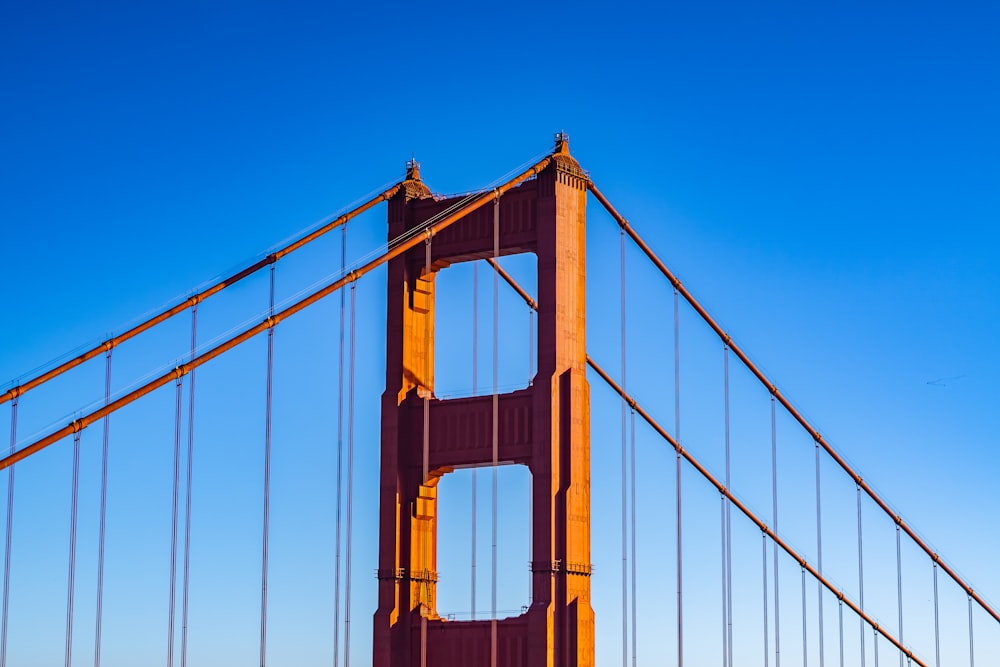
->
left=374, top=136, right=593, bottom=667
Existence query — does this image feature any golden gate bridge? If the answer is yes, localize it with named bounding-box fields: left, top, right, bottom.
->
left=1, top=134, right=995, bottom=666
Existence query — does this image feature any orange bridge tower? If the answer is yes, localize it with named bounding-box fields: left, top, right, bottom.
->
left=373, top=135, right=594, bottom=667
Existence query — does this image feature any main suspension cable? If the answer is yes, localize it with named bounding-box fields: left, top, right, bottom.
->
left=180, top=307, right=197, bottom=667
left=0, top=397, right=16, bottom=667
left=65, top=430, right=82, bottom=667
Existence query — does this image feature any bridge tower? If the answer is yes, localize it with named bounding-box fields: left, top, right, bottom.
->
left=373, top=135, right=594, bottom=667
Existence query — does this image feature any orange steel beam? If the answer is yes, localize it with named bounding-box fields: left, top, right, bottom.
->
left=586, top=180, right=1000, bottom=627
left=586, top=355, right=926, bottom=667
left=0, top=157, right=551, bottom=472
left=486, top=258, right=537, bottom=310
left=0, top=184, right=403, bottom=407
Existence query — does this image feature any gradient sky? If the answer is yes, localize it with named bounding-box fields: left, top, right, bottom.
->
left=2, top=2, right=999, bottom=666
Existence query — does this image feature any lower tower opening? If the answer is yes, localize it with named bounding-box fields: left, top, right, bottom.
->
left=434, top=463, right=532, bottom=621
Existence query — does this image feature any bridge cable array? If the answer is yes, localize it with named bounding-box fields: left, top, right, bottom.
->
left=586, top=178, right=1000, bottom=636
left=7, top=148, right=1000, bottom=664
left=0, top=185, right=403, bottom=411
left=482, top=212, right=929, bottom=667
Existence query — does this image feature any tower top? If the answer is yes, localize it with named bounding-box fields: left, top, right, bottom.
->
left=554, top=131, right=570, bottom=155
left=405, top=158, right=421, bottom=181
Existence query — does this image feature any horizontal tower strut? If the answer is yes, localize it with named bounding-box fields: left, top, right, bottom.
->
left=586, top=180, right=1000, bottom=629
left=584, top=355, right=925, bottom=667
left=0, top=184, right=403, bottom=407
left=0, top=157, right=551, bottom=472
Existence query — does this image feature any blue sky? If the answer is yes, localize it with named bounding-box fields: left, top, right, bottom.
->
left=2, top=1, right=999, bottom=665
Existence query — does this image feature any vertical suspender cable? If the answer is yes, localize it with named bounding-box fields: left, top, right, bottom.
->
left=420, top=231, right=431, bottom=667
left=528, top=299, right=535, bottom=385
left=874, top=627, right=879, bottom=667
left=838, top=598, right=844, bottom=667
left=168, top=375, right=183, bottom=667
left=816, top=442, right=825, bottom=667
left=802, top=566, right=808, bottom=667
left=344, top=281, right=357, bottom=667
left=471, top=262, right=478, bottom=620
left=674, top=289, right=683, bottom=667
left=858, top=483, right=866, bottom=667
left=724, top=345, right=733, bottom=667
left=180, top=306, right=197, bottom=667
left=721, top=496, right=728, bottom=667
left=422, top=233, right=431, bottom=484
left=65, top=430, right=82, bottom=667
left=94, top=349, right=111, bottom=667
left=491, top=192, right=500, bottom=667
left=763, top=532, right=769, bottom=667
left=968, top=594, right=974, bottom=667
left=260, top=264, right=276, bottom=667
left=527, top=300, right=533, bottom=605
left=771, top=395, right=780, bottom=667
left=619, top=227, right=629, bottom=667
left=0, top=398, right=17, bottom=667
left=896, top=525, right=904, bottom=667
left=334, top=225, right=347, bottom=667
left=629, top=407, right=637, bottom=667
left=933, top=563, right=940, bottom=667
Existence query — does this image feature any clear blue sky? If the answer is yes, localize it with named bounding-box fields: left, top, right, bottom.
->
left=2, top=1, right=998, bottom=666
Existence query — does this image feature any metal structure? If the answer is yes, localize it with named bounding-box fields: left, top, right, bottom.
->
left=374, top=138, right=592, bottom=666
left=0, top=134, right=996, bottom=667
